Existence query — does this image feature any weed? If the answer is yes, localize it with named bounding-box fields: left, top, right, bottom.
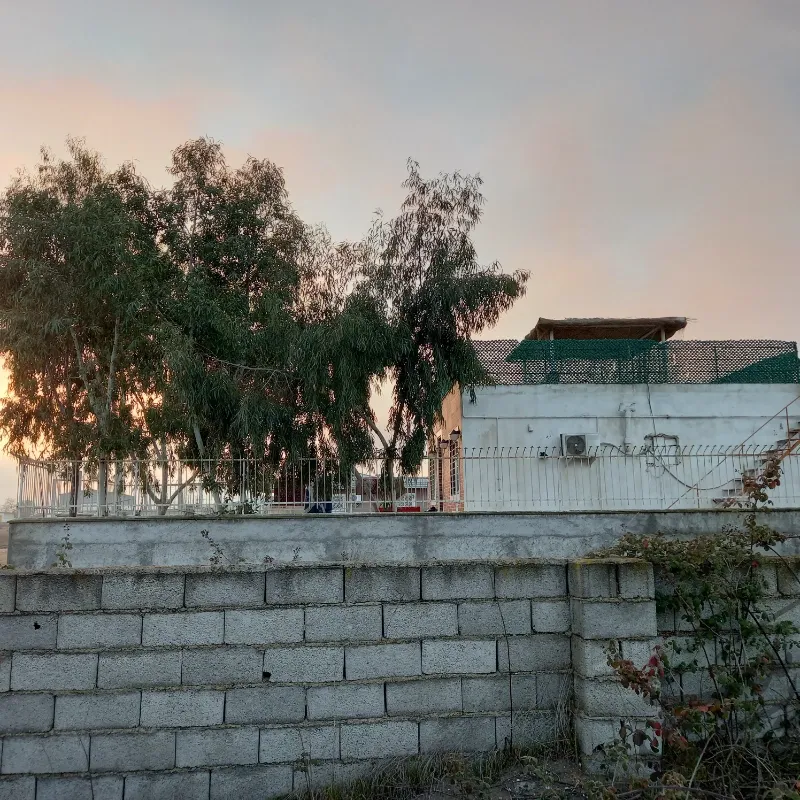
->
left=50, top=524, right=73, bottom=568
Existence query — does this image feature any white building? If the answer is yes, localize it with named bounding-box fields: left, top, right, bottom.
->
left=432, top=317, right=800, bottom=512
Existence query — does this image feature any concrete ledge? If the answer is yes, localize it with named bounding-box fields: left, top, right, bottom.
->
left=10, top=509, right=800, bottom=568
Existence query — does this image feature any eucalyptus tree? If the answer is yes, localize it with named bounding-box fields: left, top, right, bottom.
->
left=153, top=139, right=338, bottom=505
left=0, top=139, right=529, bottom=515
left=0, top=140, right=171, bottom=513
left=360, top=161, right=529, bottom=472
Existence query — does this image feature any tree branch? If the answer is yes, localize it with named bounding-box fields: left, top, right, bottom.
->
left=69, top=326, right=101, bottom=419
left=167, top=469, right=200, bottom=504
left=105, top=316, right=120, bottom=426
left=364, top=413, right=389, bottom=453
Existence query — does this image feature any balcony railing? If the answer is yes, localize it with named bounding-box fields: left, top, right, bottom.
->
left=15, top=444, right=800, bottom=518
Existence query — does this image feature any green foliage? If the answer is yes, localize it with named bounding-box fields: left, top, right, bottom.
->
left=0, top=140, right=528, bottom=503
left=593, top=466, right=800, bottom=799
left=50, top=524, right=73, bottom=568
left=361, top=160, right=529, bottom=469
left=0, top=139, right=169, bottom=462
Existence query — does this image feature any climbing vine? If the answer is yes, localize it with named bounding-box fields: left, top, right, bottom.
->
left=593, top=459, right=800, bottom=798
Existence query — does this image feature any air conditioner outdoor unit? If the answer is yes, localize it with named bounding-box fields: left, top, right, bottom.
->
left=561, top=433, right=599, bottom=458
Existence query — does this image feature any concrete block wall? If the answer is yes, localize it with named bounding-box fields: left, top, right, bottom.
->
left=569, top=560, right=660, bottom=761
left=0, top=561, right=578, bottom=800
left=655, top=560, right=800, bottom=722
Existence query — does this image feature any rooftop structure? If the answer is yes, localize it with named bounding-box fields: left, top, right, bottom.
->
left=527, top=316, right=688, bottom=341
left=472, top=317, right=799, bottom=386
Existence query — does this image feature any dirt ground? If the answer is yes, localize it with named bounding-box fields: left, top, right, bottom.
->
left=419, top=759, right=589, bottom=800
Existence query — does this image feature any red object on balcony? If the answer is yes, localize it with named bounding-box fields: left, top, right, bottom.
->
left=397, top=506, right=421, bottom=512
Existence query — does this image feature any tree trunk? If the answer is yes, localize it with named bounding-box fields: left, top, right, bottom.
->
left=98, top=457, right=109, bottom=517
left=69, top=462, right=80, bottom=517
left=113, top=460, right=124, bottom=514
left=158, top=440, right=168, bottom=516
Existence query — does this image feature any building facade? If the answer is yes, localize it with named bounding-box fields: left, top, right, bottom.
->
left=432, top=318, right=800, bottom=512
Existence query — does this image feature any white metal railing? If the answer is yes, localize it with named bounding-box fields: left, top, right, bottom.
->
left=15, top=445, right=800, bottom=518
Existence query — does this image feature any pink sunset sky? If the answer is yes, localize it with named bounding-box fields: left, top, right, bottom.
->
left=1, top=0, right=799, bottom=499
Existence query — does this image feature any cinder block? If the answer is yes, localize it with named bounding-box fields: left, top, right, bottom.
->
left=462, top=675, right=537, bottom=713
left=142, top=611, right=223, bottom=646
left=422, top=565, right=493, bottom=600
left=11, top=653, right=97, bottom=691
left=777, top=564, right=800, bottom=596
left=772, top=597, right=800, bottom=629
left=346, top=643, right=421, bottom=679
left=386, top=677, right=461, bottom=715
left=422, top=639, right=495, bottom=674
left=0, top=656, right=9, bottom=692
left=97, top=650, right=181, bottom=689
left=496, top=711, right=559, bottom=748
left=259, top=724, right=339, bottom=762
left=531, top=600, right=570, bottom=633
left=225, top=609, right=304, bottom=644
left=340, top=720, right=418, bottom=759
left=458, top=600, right=530, bottom=635
left=498, top=635, right=570, bottom=672
left=185, top=572, right=264, bottom=607
left=305, top=605, right=382, bottom=642
left=0, top=614, right=57, bottom=649
left=263, top=646, right=343, bottom=683
left=0, top=776, right=34, bottom=800
left=307, top=683, right=384, bottom=720
left=574, top=677, right=656, bottom=717
left=0, top=576, right=15, bottom=613
left=1, top=733, right=89, bottom=774
left=0, top=693, right=54, bottom=732
left=746, top=563, right=778, bottom=596
left=571, top=599, right=657, bottom=639
left=140, top=689, right=224, bottom=727
left=567, top=562, right=616, bottom=599
left=420, top=717, right=495, bottom=753
left=182, top=647, right=263, bottom=685
left=123, top=770, right=210, bottom=800
left=675, top=669, right=714, bottom=701
left=574, top=713, right=642, bottom=757
left=35, top=775, right=123, bottom=800
left=495, top=565, right=567, bottom=599
left=16, top=575, right=102, bottom=611
left=345, top=567, right=419, bottom=603
left=654, top=568, right=675, bottom=603
left=617, top=563, right=655, bottom=600
left=211, top=765, right=293, bottom=800
left=90, top=730, right=175, bottom=772
left=536, top=673, right=571, bottom=708
left=225, top=686, right=306, bottom=724
left=383, top=603, right=457, bottom=638
left=571, top=637, right=655, bottom=679
left=54, top=692, right=140, bottom=730
left=292, top=760, right=374, bottom=791
left=656, top=609, right=676, bottom=633
left=102, top=573, right=184, bottom=609
left=761, top=669, right=800, bottom=703
left=57, top=613, right=142, bottom=648
left=265, top=568, right=343, bottom=605
left=177, top=726, right=259, bottom=767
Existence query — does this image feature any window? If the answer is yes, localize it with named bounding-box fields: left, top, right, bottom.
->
left=449, top=439, right=460, bottom=499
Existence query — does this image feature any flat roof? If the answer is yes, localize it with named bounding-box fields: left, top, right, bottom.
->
left=527, top=317, right=688, bottom=341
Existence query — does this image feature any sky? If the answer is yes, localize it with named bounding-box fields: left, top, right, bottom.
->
left=1, top=0, right=800, bottom=500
